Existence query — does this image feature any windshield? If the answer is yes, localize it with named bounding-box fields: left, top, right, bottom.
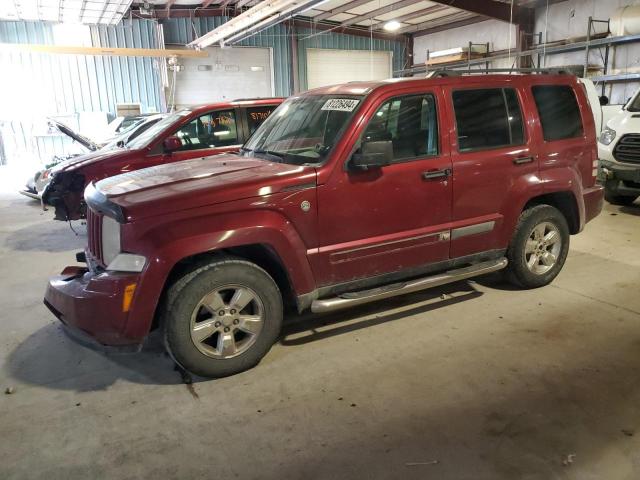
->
left=126, top=110, right=192, bottom=149
left=242, top=95, right=362, bottom=165
left=100, top=116, right=164, bottom=150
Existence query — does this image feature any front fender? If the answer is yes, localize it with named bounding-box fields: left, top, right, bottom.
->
left=120, top=207, right=316, bottom=341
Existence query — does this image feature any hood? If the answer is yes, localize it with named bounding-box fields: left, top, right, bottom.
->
left=95, top=154, right=317, bottom=220
left=606, top=109, right=640, bottom=133
left=51, top=148, right=135, bottom=174
left=49, top=118, right=99, bottom=151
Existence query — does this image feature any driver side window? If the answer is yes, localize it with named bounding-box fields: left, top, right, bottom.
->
left=174, top=110, right=238, bottom=151
left=362, top=94, right=438, bottom=163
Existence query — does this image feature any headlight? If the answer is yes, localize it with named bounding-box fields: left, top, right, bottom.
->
left=101, top=215, right=121, bottom=266
left=599, top=126, right=616, bottom=145
left=106, top=253, right=147, bottom=272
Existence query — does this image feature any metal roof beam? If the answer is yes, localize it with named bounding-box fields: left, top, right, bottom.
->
left=398, top=12, right=480, bottom=34
left=369, top=4, right=448, bottom=29
left=428, top=0, right=531, bottom=24
left=312, top=0, right=373, bottom=23
left=341, top=0, right=419, bottom=27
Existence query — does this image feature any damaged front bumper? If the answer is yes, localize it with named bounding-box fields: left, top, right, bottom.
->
left=44, top=264, right=143, bottom=352
left=42, top=172, right=86, bottom=221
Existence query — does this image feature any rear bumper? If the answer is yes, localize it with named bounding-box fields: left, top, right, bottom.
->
left=583, top=184, right=604, bottom=225
left=44, top=266, right=144, bottom=349
left=599, top=158, right=640, bottom=196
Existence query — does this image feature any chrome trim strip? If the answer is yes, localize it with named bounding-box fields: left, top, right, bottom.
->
left=281, top=182, right=316, bottom=193
left=333, top=230, right=450, bottom=256
left=451, top=221, right=495, bottom=240
left=311, top=258, right=508, bottom=313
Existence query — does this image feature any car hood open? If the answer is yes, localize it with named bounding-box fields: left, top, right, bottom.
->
left=49, top=118, right=99, bottom=152
left=94, top=154, right=317, bottom=221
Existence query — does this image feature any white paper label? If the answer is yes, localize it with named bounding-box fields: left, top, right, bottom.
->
left=321, top=98, right=360, bottom=112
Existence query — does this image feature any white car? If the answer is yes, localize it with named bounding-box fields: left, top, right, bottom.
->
left=20, top=114, right=166, bottom=200
left=598, top=87, right=640, bottom=206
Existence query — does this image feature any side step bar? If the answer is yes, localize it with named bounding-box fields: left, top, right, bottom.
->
left=310, top=258, right=508, bottom=314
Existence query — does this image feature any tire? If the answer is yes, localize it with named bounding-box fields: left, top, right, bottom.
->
left=505, top=205, right=570, bottom=289
left=604, top=189, right=637, bottom=206
left=162, top=257, right=283, bottom=378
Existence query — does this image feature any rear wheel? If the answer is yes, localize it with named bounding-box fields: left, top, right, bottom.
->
left=505, top=205, right=570, bottom=289
left=163, top=258, right=283, bottom=378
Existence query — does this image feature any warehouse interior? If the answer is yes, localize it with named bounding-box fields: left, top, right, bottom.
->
left=1, top=1, right=640, bottom=478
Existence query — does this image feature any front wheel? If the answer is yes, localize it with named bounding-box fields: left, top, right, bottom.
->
left=505, top=205, right=570, bottom=289
left=163, top=258, right=283, bottom=378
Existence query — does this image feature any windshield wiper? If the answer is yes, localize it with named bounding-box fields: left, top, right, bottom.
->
left=251, top=149, right=286, bottom=162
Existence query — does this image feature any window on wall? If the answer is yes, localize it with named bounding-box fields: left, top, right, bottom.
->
left=174, top=110, right=238, bottom=151
left=532, top=85, right=584, bottom=141
left=453, top=88, right=525, bottom=152
left=361, top=94, right=438, bottom=162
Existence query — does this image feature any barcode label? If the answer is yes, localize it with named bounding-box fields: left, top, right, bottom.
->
left=321, top=99, right=360, bottom=112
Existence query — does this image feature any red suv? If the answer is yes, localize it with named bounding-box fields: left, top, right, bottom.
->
left=44, top=73, right=603, bottom=378
left=42, top=98, right=283, bottom=220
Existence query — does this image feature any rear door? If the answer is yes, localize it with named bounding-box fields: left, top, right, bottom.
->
left=446, top=82, right=539, bottom=258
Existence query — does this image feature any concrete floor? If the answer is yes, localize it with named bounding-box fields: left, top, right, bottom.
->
left=1, top=190, right=639, bottom=480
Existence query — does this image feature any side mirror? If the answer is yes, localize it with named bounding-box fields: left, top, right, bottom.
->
left=116, top=140, right=125, bottom=148
left=163, top=136, right=182, bottom=153
left=351, top=140, right=393, bottom=170
left=599, top=95, right=609, bottom=106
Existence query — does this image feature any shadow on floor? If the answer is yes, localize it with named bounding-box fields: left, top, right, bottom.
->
left=4, top=219, right=86, bottom=252
left=5, top=323, right=183, bottom=391
left=6, top=282, right=484, bottom=391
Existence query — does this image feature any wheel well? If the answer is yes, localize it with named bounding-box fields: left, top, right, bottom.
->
left=524, top=192, right=580, bottom=234
left=150, top=244, right=296, bottom=331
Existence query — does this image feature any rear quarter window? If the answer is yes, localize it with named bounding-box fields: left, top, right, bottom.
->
left=532, top=85, right=584, bottom=141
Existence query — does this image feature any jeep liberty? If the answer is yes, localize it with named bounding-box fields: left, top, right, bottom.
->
left=44, top=73, right=604, bottom=378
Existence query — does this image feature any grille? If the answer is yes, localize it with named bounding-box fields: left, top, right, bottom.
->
left=86, top=208, right=104, bottom=265
left=613, top=134, right=640, bottom=164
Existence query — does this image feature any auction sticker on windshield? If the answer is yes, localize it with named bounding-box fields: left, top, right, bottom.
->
left=321, top=99, right=360, bottom=112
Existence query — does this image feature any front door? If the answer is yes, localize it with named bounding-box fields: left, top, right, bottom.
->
left=162, top=108, right=243, bottom=163
left=312, top=90, right=453, bottom=287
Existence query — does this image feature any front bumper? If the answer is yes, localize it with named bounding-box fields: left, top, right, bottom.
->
left=44, top=265, right=144, bottom=350
left=598, top=159, right=640, bottom=196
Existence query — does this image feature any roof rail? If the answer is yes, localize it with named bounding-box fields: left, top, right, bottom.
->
left=425, top=67, right=578, bottom=78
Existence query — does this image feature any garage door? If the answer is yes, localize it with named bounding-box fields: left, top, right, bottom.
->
left=174, top=46, right=274, bottom=107
left=306, top=48, right=392, bottom=90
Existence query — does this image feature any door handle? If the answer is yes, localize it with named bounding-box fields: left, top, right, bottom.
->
left=422, top=168, right=451, bottom=180
left=513, top=156, right=534, bottom=165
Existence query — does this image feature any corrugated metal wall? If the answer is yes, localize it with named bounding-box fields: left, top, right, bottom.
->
left=162, top=17, right=293, bottom=97
left=162, top=18, right=407, bottom=95
left=296, top=27, right=407, bottom=90
left=0, top=18, right=163, bottom=166
left=0, top=16, right=405, bottom=166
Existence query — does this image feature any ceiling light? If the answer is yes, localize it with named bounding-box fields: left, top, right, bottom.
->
left=383, top=20, right=401, bottom=32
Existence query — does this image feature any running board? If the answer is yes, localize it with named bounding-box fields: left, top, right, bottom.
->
left=310, top=258, right=508, bottom=313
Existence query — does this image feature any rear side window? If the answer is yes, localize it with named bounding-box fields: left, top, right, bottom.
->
left=532, top=85, right=583, bottom=141
left=453, top=88, right=525, bottom=152
left=247, top=106, right=277, bottom=135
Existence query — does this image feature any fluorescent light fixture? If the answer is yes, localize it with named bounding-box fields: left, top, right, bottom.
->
left=383, top=20, right=402, bottom=31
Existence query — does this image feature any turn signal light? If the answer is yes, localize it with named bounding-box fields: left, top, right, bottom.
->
left=122, top=283, right=137, bottom=312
